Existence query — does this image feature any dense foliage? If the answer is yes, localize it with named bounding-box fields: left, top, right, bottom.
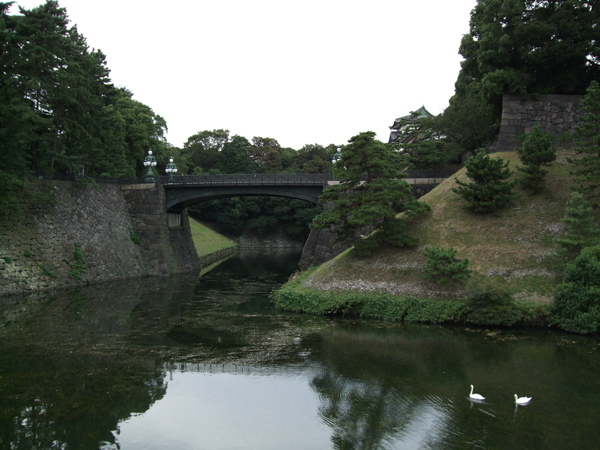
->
left=394, top=115, right=464, bottom=170
left=452, top=150, right=517, bottom=212
left=0, top=1, right=170, bottom=177
left=311, top=132, right=429, bottom=256
left=191, top=197, right=321, bottom=241
left=437, top=0, right=600, bottom=153
left=516, top=124, right=556, bottom=192
left=553, top=246, right=600, bottom=334
left=0, top=1, right=169, bottom=217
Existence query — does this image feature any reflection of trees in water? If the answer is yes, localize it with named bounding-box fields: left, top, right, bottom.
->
left=311, top=371, right=451, bottom=449
left=308, top=326, right=457, bottom=450
left=0, top=354, right=168, bottom=449
left=0, top=275, right=200, bottom=449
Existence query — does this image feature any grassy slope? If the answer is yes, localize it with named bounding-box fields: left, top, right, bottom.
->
left=188, top=217, right=237, bottom=258
left=300, top=149, right=576, bottom=305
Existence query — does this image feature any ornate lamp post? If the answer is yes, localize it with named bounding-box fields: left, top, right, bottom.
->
left=332, top=147, right=342, bottom=164
left=143, top=149, right=157, bottom=182
left=165, top=156, right=178, bottom=181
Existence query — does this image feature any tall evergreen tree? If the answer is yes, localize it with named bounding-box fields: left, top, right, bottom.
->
left=552, top=245, right=600, bottom=334
left=571, top=80, right=600, bottom=208
left=555, top=191, right=600, bottom=256
left=0, top=1, right=169, bottom=181
left=311, top=132, right=429, bottom=255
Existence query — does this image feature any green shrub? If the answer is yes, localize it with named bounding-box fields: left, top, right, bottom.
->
left=359, top=295, right=419, bottom=321
left=404, top=299, right=466, bottom=323
left=516, top=124, right=556, bottom=193
left=423, top=246, right=471, bottom=284
left=130, top=230, right=141, bottom=245
left=552, top=246, right=600, bottom=334
left=465, top=288, right=522, bottom=326
left=69, top=243, right=87, bottom=282
left=39, top=265, right=57, bottom=279
left=452, top=149, right=517, bottom=213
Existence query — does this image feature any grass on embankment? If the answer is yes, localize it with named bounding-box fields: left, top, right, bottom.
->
left=272, top=149, right=577, bottom=326
left=188, top=217, right=237, bottom=258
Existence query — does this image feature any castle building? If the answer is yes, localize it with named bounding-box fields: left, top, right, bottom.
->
left=388, top=106, right=434, bottom=144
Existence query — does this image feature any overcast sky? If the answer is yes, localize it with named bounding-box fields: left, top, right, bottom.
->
left=10, top=0, right=477, bottom=150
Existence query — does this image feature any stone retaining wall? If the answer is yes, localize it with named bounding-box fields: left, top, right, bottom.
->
left=0, top=181, right=199, bottom=296
left=491, top=93, right=582, bottom=152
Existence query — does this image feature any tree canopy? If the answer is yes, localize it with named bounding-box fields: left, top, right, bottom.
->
left=311, top=132, right=429, bottom=255
left=1, top=1, right=170, bottom=178
left=438, top=0, right=600, bottom=153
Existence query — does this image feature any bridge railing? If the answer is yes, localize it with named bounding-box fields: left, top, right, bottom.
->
left=38, top=168, right=458, bottom=186
left=157, top=173, right=332, bottom=186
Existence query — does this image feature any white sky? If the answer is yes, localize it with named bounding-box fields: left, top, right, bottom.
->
left=10, top=0, right=476, bottom=150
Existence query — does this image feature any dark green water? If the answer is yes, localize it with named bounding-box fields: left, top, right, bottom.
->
left=0, top=250, right=599, bottom=449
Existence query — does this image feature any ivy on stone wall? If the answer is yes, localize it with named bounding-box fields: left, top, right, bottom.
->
left=69, top=244, right=87, bottom=282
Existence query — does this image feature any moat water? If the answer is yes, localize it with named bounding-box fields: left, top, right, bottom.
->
left=0, top=250, right=599, bottom=449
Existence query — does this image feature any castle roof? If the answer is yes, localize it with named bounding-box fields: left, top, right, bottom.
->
left=391, top=106, right=434, bottom=129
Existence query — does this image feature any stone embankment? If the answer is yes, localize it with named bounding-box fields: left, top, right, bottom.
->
left=491, top=93, right=582, bottom=152
left=0, top=180, right=199, bottom=297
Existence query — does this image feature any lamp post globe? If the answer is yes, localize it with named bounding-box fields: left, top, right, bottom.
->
left=143, top=149, right=157, bottom=183
left=332, top=147, right=342, bottom=164
left=165, top=157, right=178, bottom=181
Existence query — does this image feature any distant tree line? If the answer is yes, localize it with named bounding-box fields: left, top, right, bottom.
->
left=178, top=129, right=336, bottom=240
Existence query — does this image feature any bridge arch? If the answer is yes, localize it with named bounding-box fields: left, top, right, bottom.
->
left=159, top=173, right=330, bottom=213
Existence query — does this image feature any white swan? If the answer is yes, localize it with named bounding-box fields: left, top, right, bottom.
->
left=514, top=394, right=532, bottom=405
left=469, top=384, right=485, bottom=401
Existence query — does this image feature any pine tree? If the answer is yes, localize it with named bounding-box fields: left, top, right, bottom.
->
left=516, top=124, right=556, bottom=193
left=552, top=245, right=600, bottom=334
left=555, top=191, right=600, bottom=256
left=452, top=150, right=517, bottom=213
left=571, top=80, right=600, bottom=208
left=311, top=131, right=429, bottom=255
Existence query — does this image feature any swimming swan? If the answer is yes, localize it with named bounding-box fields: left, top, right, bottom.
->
left=514, top=394, right=532, bottom=405
left=469, top=384, right=485, bottom=401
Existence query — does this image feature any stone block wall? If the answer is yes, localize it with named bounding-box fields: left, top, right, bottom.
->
left=491, top=93, right=583, bottom=152
left=0, top=181, right=199, bottom=297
